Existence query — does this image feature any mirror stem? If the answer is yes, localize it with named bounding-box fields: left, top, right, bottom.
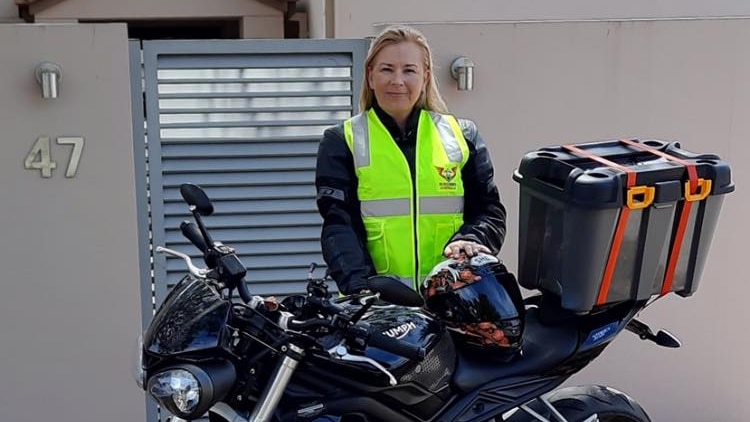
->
left=191, top=208, right=215, bottom=247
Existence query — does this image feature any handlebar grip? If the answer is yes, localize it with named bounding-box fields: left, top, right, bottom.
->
left=180, top=221, right=208, bottom=253
left=236, top=278, right=253, bottom=304
left=368, top=331, right=426, bottom=361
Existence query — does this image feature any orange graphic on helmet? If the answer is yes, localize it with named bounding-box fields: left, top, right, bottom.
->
left=424, top=264, right=482, bottom=298
left=463, top=322, right=511, bottom=346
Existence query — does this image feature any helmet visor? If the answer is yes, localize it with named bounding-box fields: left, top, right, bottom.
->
left=451, top=266, right=520, bottom=321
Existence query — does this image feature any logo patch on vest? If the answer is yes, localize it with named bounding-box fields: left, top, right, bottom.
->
left=436, top=165, right=458, bottom=189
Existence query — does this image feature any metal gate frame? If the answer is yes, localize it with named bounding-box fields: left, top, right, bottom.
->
left=131, top=37, right=368, bottom=422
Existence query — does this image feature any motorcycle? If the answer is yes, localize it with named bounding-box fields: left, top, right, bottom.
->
left=135, top=183, right=680, bottom=422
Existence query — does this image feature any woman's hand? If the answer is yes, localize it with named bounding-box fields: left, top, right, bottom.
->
left=444, top=240, right=491, bottom=259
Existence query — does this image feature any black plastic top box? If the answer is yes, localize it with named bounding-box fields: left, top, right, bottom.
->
left=513, top=139, right=734, bottom=313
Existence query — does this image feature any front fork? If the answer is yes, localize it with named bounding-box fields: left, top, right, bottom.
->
left=210, top=343, right=304, bottom=422
left=248, top=343, right=305, bottom=422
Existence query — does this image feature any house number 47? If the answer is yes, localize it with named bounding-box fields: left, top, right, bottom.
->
left=24, top=136, right=84, bottom=178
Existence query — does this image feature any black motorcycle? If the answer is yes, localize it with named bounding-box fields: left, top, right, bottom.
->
left=135, top=183, right=678, bottom=422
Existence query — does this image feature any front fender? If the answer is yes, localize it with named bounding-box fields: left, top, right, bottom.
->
left=208, top=402, right=247, bottom=422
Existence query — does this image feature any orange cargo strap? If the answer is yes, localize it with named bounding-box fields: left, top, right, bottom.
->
left=562, top=144, right=637, bottom=306
left=620, top=138, right=710, bottom=296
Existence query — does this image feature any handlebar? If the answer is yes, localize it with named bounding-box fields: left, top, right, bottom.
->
left=284, top=311, right=425, bottom=361
left=155, top=246, right=254, bottom=304
left=236, top=277, right=253, bottom=304
left=286, top=318, right=331, bottom=331
left=161, top=242, right=426, bottom=362
left=367, top=330, right=426, bottom=361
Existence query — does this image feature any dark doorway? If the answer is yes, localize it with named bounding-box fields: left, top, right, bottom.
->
left=82, top=19, right=241, bottom=40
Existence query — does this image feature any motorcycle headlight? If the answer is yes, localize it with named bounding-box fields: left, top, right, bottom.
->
left=146, top=361, right=236, bottom=420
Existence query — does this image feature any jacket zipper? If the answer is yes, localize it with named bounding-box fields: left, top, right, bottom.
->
left=392, top=131, right=420, bottom=289
left=410, top=134, right=419, bottom=289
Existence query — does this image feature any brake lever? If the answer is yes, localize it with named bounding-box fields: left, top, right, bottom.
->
left=328, top=345, right=397, bottom=386
left=155, top=246, right=209, bottom=278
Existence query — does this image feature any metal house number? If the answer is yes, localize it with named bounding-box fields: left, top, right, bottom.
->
left=24, top=136, right=84, bottom=178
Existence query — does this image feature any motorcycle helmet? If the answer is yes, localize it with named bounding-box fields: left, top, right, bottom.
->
left=422, top=253, right=524, bottom=357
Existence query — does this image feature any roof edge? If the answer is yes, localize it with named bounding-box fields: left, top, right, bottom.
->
left=15, top=0, right=296, bottom=16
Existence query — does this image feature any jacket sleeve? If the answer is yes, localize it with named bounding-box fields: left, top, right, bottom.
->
left=315, top=125, right=375, bottom=294
left=448, top=119, right=508, bottom=255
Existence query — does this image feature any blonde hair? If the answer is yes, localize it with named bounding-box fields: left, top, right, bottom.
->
left=359, top=25, right=449, bottom=114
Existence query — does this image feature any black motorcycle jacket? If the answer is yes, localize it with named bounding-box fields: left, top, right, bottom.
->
left=315, top=105, right=507, bottom=294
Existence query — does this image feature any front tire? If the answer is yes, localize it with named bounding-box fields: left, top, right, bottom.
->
left=546, top=385, right=650, bottom=422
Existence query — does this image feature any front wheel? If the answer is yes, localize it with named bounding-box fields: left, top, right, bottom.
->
left=546, top=385, right=650, bottom=422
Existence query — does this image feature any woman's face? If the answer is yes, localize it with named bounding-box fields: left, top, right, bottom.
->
left=367, top=41, right=429, bottom=120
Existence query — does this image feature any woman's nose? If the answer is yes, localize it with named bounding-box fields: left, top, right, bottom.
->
left=390, top=72, right=405, bottom=85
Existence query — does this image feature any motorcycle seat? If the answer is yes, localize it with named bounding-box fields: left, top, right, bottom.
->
left=452, top=306, right=579, bottom=392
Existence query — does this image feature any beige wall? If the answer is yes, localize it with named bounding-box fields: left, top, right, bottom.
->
left=0, top=0, right=19, bottom=21
left=32, top=0, right=279, bottom=19
left=0, top=23, right=144, bottom=421
left=0, top=3, right=747, bottom=421
left=333, top=0, right=750, bottom=38
left=241, top=15, right=283, bottom=38
left=335, top=12, right=749, bottom=422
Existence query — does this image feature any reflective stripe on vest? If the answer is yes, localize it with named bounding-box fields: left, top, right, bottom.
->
left=361, top=197, right=464, bottom=217
left=349, top=113, right=371, bottom=168
left=344, top=109, right=469, bottom=289
left=428, top=111, right=465, bottom=163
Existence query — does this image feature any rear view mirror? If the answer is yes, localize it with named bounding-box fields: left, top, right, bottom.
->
left=180, top=184, right=214, bottom=216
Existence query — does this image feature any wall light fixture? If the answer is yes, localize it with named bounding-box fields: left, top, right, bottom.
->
left=34, top=62, right=62, bottom=99
left=450, top=57, right=475, bottom=91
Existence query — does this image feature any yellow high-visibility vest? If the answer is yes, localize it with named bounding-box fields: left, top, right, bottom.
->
left=344, top=109, right=470, bottom=290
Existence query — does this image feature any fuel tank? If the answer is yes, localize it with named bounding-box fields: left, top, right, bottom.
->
left=360, top=305, right=456, bottom=392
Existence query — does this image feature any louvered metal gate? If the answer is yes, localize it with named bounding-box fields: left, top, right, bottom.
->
left=131, top=38, right=368, bottom=421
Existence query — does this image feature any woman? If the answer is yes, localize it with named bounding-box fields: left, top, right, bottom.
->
left=315, top=25, right=506, bottom=294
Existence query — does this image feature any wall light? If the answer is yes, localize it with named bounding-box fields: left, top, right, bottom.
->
left=34, top=62, right=62, bottom=99
left=450, top=57, right=475, bottom=91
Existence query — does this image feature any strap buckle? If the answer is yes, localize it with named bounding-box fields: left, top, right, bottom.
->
left=684, top=178, right=712, bottom=202
left=626, top=185, right=655, bottom=210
